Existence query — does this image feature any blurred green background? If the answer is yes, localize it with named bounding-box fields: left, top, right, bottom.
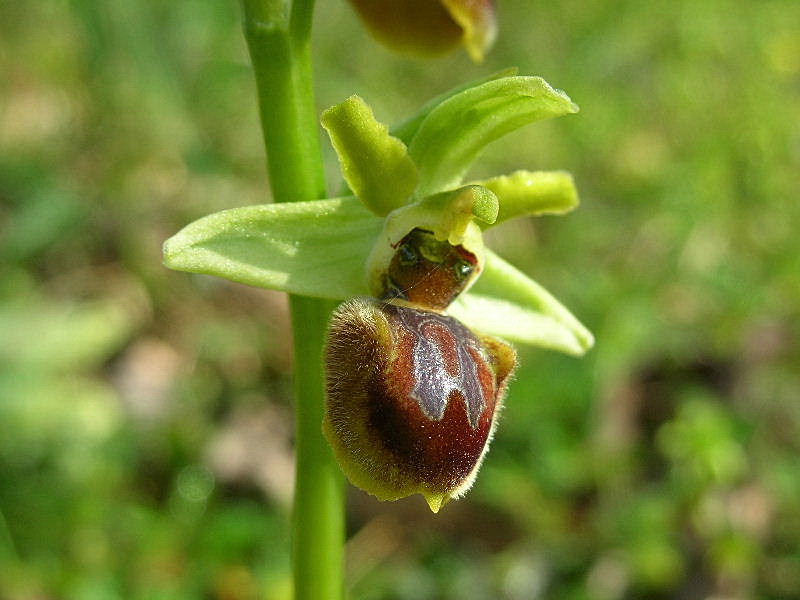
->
left=1, top=0, right=799, bottom=598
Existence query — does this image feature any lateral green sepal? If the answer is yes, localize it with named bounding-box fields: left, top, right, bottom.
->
left=448, top=250, right=594, bottom=355
left=163, top=197, right=381, bottom=300
left=321, top=96, right=418, bottom=216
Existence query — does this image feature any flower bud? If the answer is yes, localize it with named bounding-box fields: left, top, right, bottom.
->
left=347, top=0, right=497, bottom=62
left=323, top=298, right=516, bottom=512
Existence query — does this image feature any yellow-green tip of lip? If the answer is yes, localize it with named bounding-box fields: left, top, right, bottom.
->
left=424, top=492, right=450, bottom=513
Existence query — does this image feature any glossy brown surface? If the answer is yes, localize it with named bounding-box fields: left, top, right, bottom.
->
left=381, top=229, right=478, bottom=310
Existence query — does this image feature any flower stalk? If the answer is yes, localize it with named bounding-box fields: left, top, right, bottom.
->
left=240, top=0, right=344, bottom=598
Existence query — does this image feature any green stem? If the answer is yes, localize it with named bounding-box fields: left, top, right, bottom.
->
left=240, top=1, right=345, bottom=598
left=0, top=508, right=19, bottom=562
left=290, top=295, right=344, bottom=599
left=241, top=0, right=326, bottom=203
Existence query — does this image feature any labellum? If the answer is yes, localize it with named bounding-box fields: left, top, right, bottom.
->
left=323, top=298, right=516, bottom=512
left=324, top=181, right=516, bottom=512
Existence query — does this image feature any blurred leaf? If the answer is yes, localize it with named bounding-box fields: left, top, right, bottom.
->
left=0, top=298, right=139, bottom=372
left=0, top=189, right=86, bottom=262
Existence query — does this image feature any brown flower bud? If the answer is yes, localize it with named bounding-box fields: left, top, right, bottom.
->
left=323, top=298, right=516, bottom=512
left=347, top=0, right=497, bottom=62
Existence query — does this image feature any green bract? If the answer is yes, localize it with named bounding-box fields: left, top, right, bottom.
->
left=163, top=75, right=594, bottom=355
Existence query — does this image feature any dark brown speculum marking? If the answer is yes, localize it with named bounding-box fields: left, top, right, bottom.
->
left=382, top=228, right=478, bottom=310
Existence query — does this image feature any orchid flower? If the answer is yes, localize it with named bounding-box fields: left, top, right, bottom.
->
left=163, top=74, right=592, bottom=356
left=163, top=73, right=593, bottom=510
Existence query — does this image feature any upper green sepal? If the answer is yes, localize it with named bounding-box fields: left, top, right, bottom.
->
left=163, top=197, right=381, bottom=300
left=321, top=96, right=418, bottom=216
left=391, top=68, right=518, bottom=143
left=407, top=76, right=579, bottom=196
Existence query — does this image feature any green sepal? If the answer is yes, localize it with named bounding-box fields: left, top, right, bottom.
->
left=391, top=68, right=518, bottom=144
left=448, top=250, right=594, bottom=355
left=408, top=76, right=579, bottom=196
left=472, top=170, right=579, bottom=226
left=162, top=197, right=381, bottom=300
left=321, top=96, right=418, bottom=216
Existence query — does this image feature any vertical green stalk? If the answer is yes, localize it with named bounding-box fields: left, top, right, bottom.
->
left=0, top=508, right=18, bottom=562
left=240, top=0, right=345, bottom=598
left=288, top=296, right=344, bottom=599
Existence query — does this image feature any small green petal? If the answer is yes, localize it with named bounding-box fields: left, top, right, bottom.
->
left=408, top=76, right=579, bottom=196
left=392, top=68, right=518, bottom=144
left=472, top=170, right=579, bottom=226
left=449, top=250, right=594, bottom=355
left=163, top=197, right=381, bottom=300
left=413, top=184, right=498, bottom=243
left=321, top=96, right=419, bottom=216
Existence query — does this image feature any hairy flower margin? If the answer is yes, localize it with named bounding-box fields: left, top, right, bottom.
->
left=163, top=73, right=594, bottom=509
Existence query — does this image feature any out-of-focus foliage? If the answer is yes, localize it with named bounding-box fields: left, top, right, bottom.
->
left=1, top=0, right=798, bottom=598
